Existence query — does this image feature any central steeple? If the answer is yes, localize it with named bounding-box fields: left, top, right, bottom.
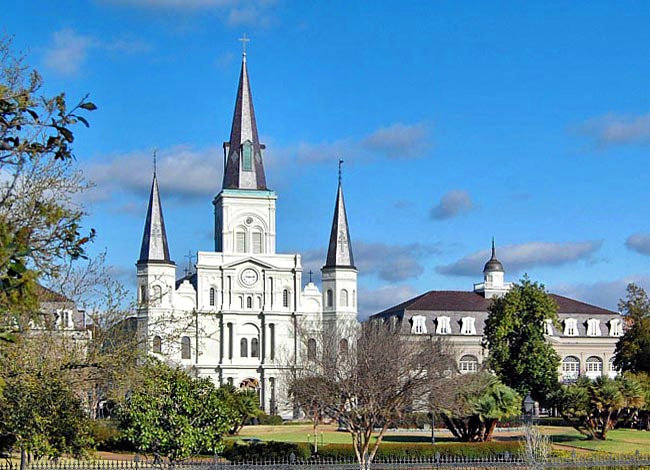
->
left=222, top=51, right=268, bottom=190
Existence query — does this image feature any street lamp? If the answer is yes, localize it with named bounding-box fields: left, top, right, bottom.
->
left=523, top=394, right=535, bottom=424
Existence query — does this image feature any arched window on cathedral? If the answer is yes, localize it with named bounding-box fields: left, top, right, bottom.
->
left=236, top=230, right=247, bottom=253
left=251, top=338, right=259, bottom=358
left=252, top=231, right=263, bottom=254
left=340, top=289, right=349, bottom=307
left=283, top=289, right=289, bottom=308
left=240, top=338, right=248, bottom=358
left=209, top=287, right=215, bottom=306
left=247, top=296, right=253, bottom=309
left=339, top=338, right=348, bottom=356
left=326, top=289, right=333, bottom=308
left=307, top=338, right=316, bottom=361
left=153, top=335, right=162, bottom=354
left=181, top=336, right=191, bottom=360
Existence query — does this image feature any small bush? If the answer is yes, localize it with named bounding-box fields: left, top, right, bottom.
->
left=315, top=441, right=523, bottom=459
left=257, top=413, right=284, bottom=425
left=223, top=441, right=311, bottom=462
left=88, top=419, right=134, bottom=452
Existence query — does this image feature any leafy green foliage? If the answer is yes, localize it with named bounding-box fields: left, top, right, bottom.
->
left=552, top=376, right=645, bottom=440
left=435, top=372, right=521, bottom=442
left=315, top=441, right=523, bottom=459
left=614, top=283, right=650, bottom=374
left=116, top=360, right=237, bottom=461
left=483, top=276, right=560, bottom=404
left=217, top=384, right=263, bottom=434
left=0, top=370, right=91, bottom=461
left=223, top=441, right=311, bottom=462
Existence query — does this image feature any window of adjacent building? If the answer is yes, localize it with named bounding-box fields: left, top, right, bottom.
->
left=240, top=338, right=248, bottom=358
left=242, top=142, right=253, bottom=171
left=609, top=357, right=619, bottom=372
left=586, top=356, right=603, bottom=374
left=459, top=355, right=479, bottom=374
left=436, top=316, right=451, bottom=335
left=269, top=323, right=275, bottom=361
left=181, top=336, right=191, bottom=360
left=340, top=289, right=349, bottom=307
left=153, top=335, right=162, bottom=354
left=586, top=318, right=601, bottom=336
left=251, top=338, right=259, bottom=358
left=411, top=315, right=427, bottom=334
left=307, top=338, right=316, bottom=361
left=564, top=318, right=578, bottom=336
left=326, top=289, right=333, bottom=308
left=562, top=356, right=580, bottom=376
left=236, top=231, right=247, bottom=253
left=209, top=287, right=215, bottom=306
left=461, top=317, right=476, bottom=335
left=610, top=319, right=623, bottom=337
left=227, top=377, right=233, bottom=386
left=283, top=289, right=289, bottom=308
left=543, top=319, right=554, bottom=336
left=339, top=338, right=348, bottom=355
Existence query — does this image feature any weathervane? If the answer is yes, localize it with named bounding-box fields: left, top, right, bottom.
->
left=239, top=33, right=250, bottom=56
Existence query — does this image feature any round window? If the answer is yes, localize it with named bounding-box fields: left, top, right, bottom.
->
left=245, top=216, right=254, bottom=225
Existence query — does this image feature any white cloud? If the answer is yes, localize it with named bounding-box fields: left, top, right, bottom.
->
left=43, top=29, right=151, bottom=77
left=358, top=284, right=419, bottom=320
left=625, top=233, right=650, bottom=256
left=553, top=275, right=650, bottom=312
left=284, top=122, right=433, bottom=165
left=430, top=189, right=475, bottom=220
left=84, top=145, right=221, bottom=203
left=437, top=240, right=603, bottom=277
left=578, top=112, right=650, bottom=147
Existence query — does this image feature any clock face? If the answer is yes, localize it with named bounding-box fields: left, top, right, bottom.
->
left=240, top=268, right=259, bottom=287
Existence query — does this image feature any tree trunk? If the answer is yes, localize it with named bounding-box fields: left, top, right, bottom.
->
left=483, top=419, right=498, bottom=442
left=20, top=448, right=27, bottom=470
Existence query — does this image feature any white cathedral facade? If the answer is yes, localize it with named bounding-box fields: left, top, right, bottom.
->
left=135, top=52, right=357, bottom=417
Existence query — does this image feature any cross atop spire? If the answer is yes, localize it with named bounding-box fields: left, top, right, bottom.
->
left=153, top=149, right=157, bottom=176
left=338, top=159, right=343, bottom=185
left=238, top=33, right=250, bottom=57
left=221, top=47, right=268, bottom=191
left=491, top=236, right=496, bottom=258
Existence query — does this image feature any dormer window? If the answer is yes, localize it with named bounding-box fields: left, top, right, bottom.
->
left=242, top=142, right=253, bottom=171
left=411, top=315, right=427, bottom=334
left=564, top=318, right=578, bottom=336
left=609, top=319, right=623, bottom=337
left=436, top=316, right=451, bottom=334
left=461, top=317, right=476, bottom=335
left=586, top=318, right=601, bottom=337
left=543, top=319, right=554, bottom=336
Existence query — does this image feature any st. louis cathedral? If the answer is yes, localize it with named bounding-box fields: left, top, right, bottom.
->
left=135, top=51, right=357, bottom=417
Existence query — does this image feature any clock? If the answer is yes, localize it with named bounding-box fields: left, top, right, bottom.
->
left=240, top=268, right=259, bottom=287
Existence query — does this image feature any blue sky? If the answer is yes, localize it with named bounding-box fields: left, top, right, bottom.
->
left=5, top=0, right=650, bottom=317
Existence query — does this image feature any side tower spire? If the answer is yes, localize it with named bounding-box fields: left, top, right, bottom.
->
left=222, top=48, right=267, bottom=190
left=324, top=159, right=355, bottom=268
left=322, top=160, right=358, bottom=325
left=138, top=171, right=173, bottom=265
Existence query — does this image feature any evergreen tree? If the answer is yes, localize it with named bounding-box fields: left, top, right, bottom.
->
left=483, top=276, right=560, bottom=404
left=614, top=283, right=650, bottom=374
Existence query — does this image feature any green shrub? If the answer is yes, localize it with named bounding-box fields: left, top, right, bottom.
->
left=315, top=441, right=523, bottom=459
left=257, top=413, right=284, bottom=425
left=223, top=441, right=311, bottom=462
left=88, top=419, right=134, bottom=452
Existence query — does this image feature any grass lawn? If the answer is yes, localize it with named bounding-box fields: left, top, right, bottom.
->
left=546, top=427, right=650, bottom=454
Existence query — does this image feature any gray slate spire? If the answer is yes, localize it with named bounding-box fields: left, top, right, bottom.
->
left=483, top=238, right=504, bottom=273
left=324, top=179, right=355, bottom=269
left=222, top=53, right=268, bottom=190
left=138, top=172, right=173, bottom=265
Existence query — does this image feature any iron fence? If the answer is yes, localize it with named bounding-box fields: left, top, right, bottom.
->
left=2, top=456, right=650, bottom=470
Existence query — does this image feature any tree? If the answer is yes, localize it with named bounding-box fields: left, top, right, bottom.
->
left=483, top=276, right=560, bottom=404
left=288, top=320, right=455, bottom=467
left=614, top=283, right=650, bottom=374
left=217, top=384, right=262, bottom=435
left=0, top=340, right=91, bottom=470
left=433, top=372, right=521, bottom=442
left=116, top=360, right=236, bottom=462
left=0, top=36, right=95, bottom=336
left=553, top=375, right=645, bottom=440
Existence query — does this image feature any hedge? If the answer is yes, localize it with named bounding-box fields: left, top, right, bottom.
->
left=223, top=441, right=311, bottom=462
left=315, top=441, right=523, bottom=459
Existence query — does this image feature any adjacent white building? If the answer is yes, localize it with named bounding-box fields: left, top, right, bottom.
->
left=135, top=52, right=358, bottom=417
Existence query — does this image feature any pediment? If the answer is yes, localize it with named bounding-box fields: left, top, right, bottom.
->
left=222, top=257, right=276, bottom=270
